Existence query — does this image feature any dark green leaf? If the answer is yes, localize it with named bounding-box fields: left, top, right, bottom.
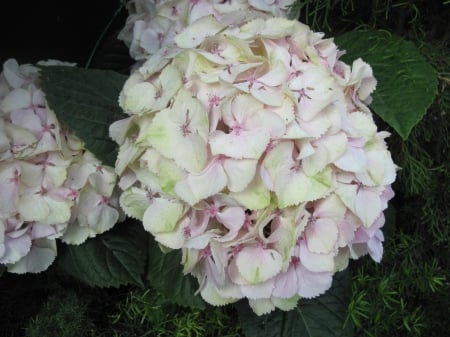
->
left=39, top=66, right=127, bottom=166
left=57, top=221, right=147, bottom=288
left=335, top=30, right=438, bottom=140
left=236, top=271, right=353, bottom=337
left=146, top=238, right=206, bottom=309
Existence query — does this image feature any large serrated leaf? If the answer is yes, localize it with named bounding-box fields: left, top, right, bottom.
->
left=146, top=238, right=206, bottom=309
left=39, top=66, right=127, bottom=166
left=57, top=221, right=147, bottom=288
left=335, top=30, right=438, bottom=140
left=236, top=271, right=353, bottom=337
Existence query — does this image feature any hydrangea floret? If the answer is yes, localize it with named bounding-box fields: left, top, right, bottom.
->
left=111, top=16, right=397, bottom=315
left=0, top=59, right=123, bottom=274
left=118, top=0, right=296, bottom=61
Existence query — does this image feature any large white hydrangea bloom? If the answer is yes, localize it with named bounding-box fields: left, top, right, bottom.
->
left=118, top=0, right=296, bottom=61
left=111, top=16, right=397, bottom=315
left=0, top=59, right=123, bottom=274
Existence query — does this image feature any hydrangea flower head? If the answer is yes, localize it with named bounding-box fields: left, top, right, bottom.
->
left=0, top=59, right=124, bottom=273
left=111, top=16, right=397, bottom=314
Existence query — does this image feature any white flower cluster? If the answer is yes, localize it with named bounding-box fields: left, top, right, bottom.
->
left=0, top=59, right=123, bottom=273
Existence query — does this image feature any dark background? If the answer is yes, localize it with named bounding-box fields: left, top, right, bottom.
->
left=0, top=0, right=127, bottom=67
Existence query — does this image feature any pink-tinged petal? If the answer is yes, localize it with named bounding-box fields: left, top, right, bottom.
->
left=337, top=212, right=359, bottom=247
left=216, top=206, right=245, bottom=232
left=87, top=203, right=119, bottom=234
left=0, top=231, right=31, bottom=264
left=296, top=263, right=333, bottom=298
left=273, top=264, right=299, bottom=298
left=210, top=128, right=270, bottom=159
left=367, top=229, right=384, bottom=262
left=2, top=59, right=33, bottom=88
left=1, top=88, right=31, bottom=112
left=314, top=194, right=346, bottom=221
left=240, top=279, right=275, bottom=299
left=223, top=158, right=257, bottom=192
left=7, top=238, right=56, bottom=274
left=250, top=83, right=285, bottom=107
left=10, top=109, right=42, bottom=135
left=305, top=218, right=338, bottom=254
left=175, top=158, right=227, bottom=205
left=334, top=146, right=367, bottom=172
left=31, top=222, right=64, bottom=240
left=299, top=241, right=335, bottom=272
left=236, top=246, right=283, bottom=284
left=88, top=165, right=117, bottom=196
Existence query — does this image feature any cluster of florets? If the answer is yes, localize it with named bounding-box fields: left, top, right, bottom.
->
left=111, top=16, right=396, bottom=314
left=118, top=0, right=296, bottom=61
left=0, top=59, right=123, bottom=273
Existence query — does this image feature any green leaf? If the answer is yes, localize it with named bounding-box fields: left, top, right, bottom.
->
left=335, top=30, right=438, bottom=140
left=57, top=221, right=147, bottom=288
left=236, top=271, right=353, bottom=337
left=39, top=66, right=127, bottom=166
left=146, top=238, right=206, bottom=309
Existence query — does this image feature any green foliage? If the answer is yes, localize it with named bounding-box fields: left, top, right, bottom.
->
left=57, top=221, right=148, bottom=288
left=39, top=66, right=127, bottom=166
left=104, top=289, right=242, bottom=337
left=288, top=0, right=355, bottom=30
left=25, top=291, right=95, bottom=337
left=336, top=29, right=438, bottom=140
left=146, top=237, right=206, bottom=309
left=236, top=271, right=353, bottom=337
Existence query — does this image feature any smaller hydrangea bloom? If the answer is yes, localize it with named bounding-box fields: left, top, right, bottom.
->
left=0, top=59, right=123, bottom=273
left=118, top=0, right=296, bottom=62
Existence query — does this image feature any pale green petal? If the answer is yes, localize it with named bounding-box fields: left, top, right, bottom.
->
left=119, top=187, right=151, bottom=220
left=275, top=167, right=333, bottom=208
left=18, top=193, right=50, bottom=222
left=152, top=64, right=183, bottom=111
left=229, top=174, right=271, bottom=210
left=272, top=295, right=300, bottom=311
left=248, top=299, right=276, bottom=316
left=143, top=197, right=184, bottom=234
left=60, top=224, right=90, bottom=245
left=120, top=81, right=156, bottom=115
left=45, top=197, right=73, bottom=224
